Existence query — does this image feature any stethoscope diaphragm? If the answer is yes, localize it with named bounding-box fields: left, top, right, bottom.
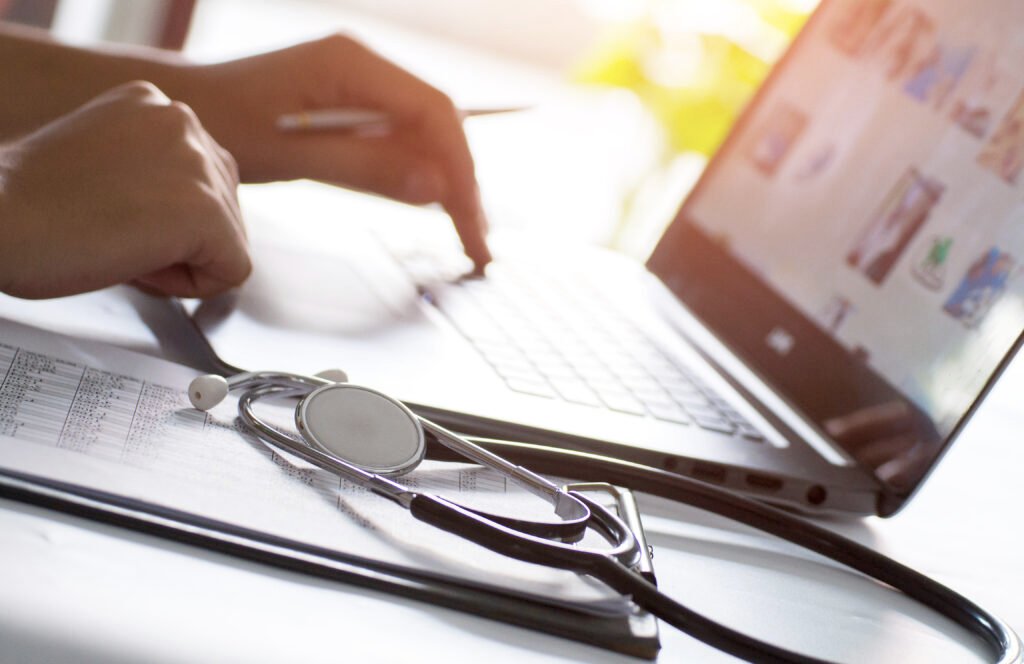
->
left=295, top=383, right=425, bottom=476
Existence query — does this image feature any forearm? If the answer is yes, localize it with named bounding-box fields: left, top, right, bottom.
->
left=0, top=23, right=194, bottom=140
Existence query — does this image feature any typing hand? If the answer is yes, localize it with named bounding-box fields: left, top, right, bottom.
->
left=176, top=34, right=491, bottom=271
left=0, top=81, right=249, bottom=299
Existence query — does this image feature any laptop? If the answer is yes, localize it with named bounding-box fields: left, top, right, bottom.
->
left=196, top=0, right=1024, bottom=517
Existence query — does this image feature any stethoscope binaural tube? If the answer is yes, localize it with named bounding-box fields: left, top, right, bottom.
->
left=236, top=384, right=606, bottom=544
left=190, top=371, right=620, bottom=545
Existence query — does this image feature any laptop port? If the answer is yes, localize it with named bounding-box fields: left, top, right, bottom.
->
left=690, top=462, right=726, bottom=484
left=744, top=473, right=783, bottom=492
left=806, top=485, right=827, bottom=506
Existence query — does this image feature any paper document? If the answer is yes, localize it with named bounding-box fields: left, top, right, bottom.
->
left=0, top=318, right=625, bottom=610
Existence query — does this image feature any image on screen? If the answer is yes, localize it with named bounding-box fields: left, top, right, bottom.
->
left=683, top=0, right=1024, bottom=441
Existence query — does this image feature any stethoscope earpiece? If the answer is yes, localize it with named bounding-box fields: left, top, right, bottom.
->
left=314, top=368, right=349, bottom=383
left=188, top=374, right=230, bottom=411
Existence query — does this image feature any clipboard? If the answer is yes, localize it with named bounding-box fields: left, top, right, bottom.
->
left=0, top=468, right=659, bottom=659
left=0, top=306, right=662, bottom=659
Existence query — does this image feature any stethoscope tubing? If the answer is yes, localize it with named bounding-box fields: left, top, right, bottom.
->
left=214, top=374, right=1021, bottom=663
left=440, top=437, right=1022, bottom=664
left=411, top=487, right=841, bottom=663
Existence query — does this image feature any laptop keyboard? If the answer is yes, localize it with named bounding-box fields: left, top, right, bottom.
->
left=426, top=264, right=764, bottom=442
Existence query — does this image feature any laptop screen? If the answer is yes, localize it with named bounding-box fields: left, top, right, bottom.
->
left=649, top=0, right=1024, bottom=502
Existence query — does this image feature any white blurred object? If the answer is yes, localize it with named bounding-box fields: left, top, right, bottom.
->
left=323, top=0, right=600, bottom=70
left=468, top=88, right=662, bottom=248
left=52, top=0, right=172, bottom=46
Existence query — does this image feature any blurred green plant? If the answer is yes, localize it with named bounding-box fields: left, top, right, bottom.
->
left=574, top=0, right=816, bottom=156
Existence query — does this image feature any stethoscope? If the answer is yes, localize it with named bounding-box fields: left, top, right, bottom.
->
left=188, top=370, right=1023, bottom=664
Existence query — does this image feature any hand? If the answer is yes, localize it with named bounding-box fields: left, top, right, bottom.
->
left=175, top=34, right=492, bottom=271
left=0, top=81, right=249, bottom=299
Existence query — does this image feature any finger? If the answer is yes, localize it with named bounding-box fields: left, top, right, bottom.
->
left=170, top=190, right=252, bottom=298
left=218, top=143, right=240, bottom=187
left=92, top=80, right=172, bottom=108
left=314, top=36, right=491, bottom=268
left=202, top=137, right=247, bottom=240
left=270, top=134, right=446, bottom=204
left=442, top=183, right=491, bottom=273
left=170, top=100, right=247, bottom=241
left=274, top=132, right=491, bottom=267
left=118, top=232, right=248, bottom=299
left=133, top=263, right=240, bottom=298
left=308, top=36, right=448, bottom=121
left=154, top=104, right=249, bottom=296
left=135, top=220, right=251, bottom=299
left=194, top=205, right=252, bottom=294
left=196, top=130, right=239, bottom=190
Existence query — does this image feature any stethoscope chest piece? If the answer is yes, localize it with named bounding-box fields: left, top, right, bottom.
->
left=295, top=383, right=425, bottom=477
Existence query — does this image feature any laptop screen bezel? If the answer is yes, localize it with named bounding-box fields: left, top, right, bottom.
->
left=645, top=0, right=1024, bottom=515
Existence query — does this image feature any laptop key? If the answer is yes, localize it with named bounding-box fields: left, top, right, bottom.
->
left=549, top=378, right=603, bottom=407
left=605, top=361, right=649, bottom=381
left=630, top=383, right=671, bottom=403
left=736, top=423, right=765, bottom=441
left=492, top=361, right=546, bottom=385
left=720, top=407, right=753, bottom=426
left=444, top=310, right=508, bottom=344
left=536, top=359, right=578, bottom=380
left=659, top=375, right=702, bottom=392
left=621, top=374, right=661, bottom=391
left=684, top=401, right=724, bottom=418
left=691, top=414, right=736, bottom=434
left=594, top=389, right=646, bottom=415
left=713, top=402, right=763, bottom=438
left=671, top=391, right=713, bottom=409
left=645, top=401, right=691, bottom=424
left=476, top=341, right=529, bottom=365
left=574, top=363, right=618, bottom=384
left=504, top=378, right=557, bottom=399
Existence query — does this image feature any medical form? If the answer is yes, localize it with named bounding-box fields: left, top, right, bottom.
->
left=0, top=317, right=628, bottom=611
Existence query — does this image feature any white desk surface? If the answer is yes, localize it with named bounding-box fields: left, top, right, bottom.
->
left=0, top=284, right=1020, bottom=664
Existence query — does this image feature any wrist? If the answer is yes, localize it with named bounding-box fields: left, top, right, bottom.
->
left=0, top=141, right=23, bottom=296
left=0, top=26, right=193, bottom=141
left=154, top=61, right=235, bottom=140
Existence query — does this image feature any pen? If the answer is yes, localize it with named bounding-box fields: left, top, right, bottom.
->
left=276, top=107, right=526, bottom=132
